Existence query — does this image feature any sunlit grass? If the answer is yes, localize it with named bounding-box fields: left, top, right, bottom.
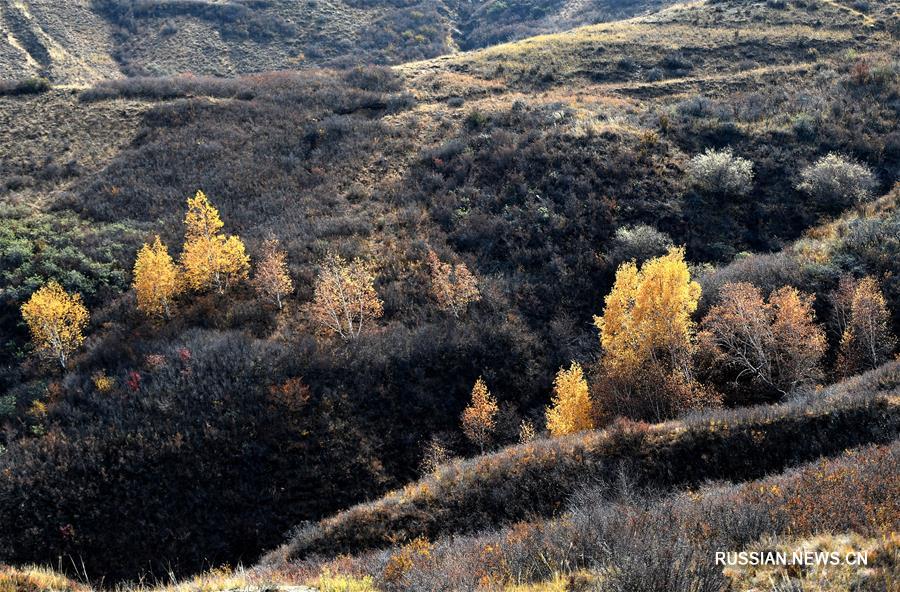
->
left=0, top=565, right=87, bottom=592
left=314, top=570, right=379, bottom=592
left=725, top=533, right=900, bottom=591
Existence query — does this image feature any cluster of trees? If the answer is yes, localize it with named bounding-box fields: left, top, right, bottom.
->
left=21, top=191, right=488, bottom=368
left=132, top=189, right=251, bottom=315
left=4, top=54, right=895, bottom=579
left=457, top=246, right=897, bottom=444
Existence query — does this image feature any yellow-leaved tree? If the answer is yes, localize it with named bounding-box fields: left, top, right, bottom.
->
left=21, top=281, right=90, bottom=369
left=180, top=190, right=250, bottom=293
left=133, top=235, right=181, bottom=318
left=309, top=253, right=383, bottom=340
left=461, top=376, right=498, bottom=452
left=546, top=362, right=594, bottom=437
left=426, top=250, right=481, bottom=318
left=596, top=247, right=700, bottom=376
left=251, top=237, right=293, bottom=310
left=593, top=247, right=716, bottom=421
left=836, top=276, right=896, bottom=376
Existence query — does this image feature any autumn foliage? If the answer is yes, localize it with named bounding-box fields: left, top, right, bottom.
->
left=546, top=362, right=594, bottom=437
left=20, top=281, right=89, bottom=369
left=133, top=236, right=181, bottom=318
left=180, top=190, right=250, bottom=293
left=251, top=237, right=293, bottom=310
left=309, top=254, right=383, bottom=340
left=593, top=248, right=713, bottom=421
left=595, top=247, right=700, bottom=376
left=699, top=283, right=826, bottom=400
left=461, top=376, right=498, bottom=452
left=834, top=276, right=896, bottom=377
left=426, top=250, right=481, bottom=318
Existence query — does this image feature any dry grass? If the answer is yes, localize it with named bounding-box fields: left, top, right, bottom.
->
left=725, top=533, right=900, bottom=591
left=402, top=0, right=895, bottom=88
left=0, top=88, right=149, bottom=208
left=269, top=362, right=900, bottom=563
left=793, top=183, right=900, bottom=265
left=0, top=565, right=87, bottom=592
left=265, top=438, right=900, bottom=591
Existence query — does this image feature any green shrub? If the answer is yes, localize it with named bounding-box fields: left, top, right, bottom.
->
left=0, top=77, right=50, bottom=96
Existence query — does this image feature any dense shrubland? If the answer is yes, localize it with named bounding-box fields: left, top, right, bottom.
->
left=273, top=438, right=899, bottom=591
left=78, top=0, right=684, bottom=78
left=0, top=208, right=144, bottom=395
left=0, top=4, right=898, bottom=582
left=269, top=361, right=900, bottom=561
left=0, top=330, right=388, bottom=579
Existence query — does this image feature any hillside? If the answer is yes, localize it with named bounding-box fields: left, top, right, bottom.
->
left=269, top=361, right=900, bottom=562
left=0, top=0, right=678, bottom=82
left=5, top=365, right=898, bottom=590
left=260, top=436, right=900, bottom=591
left=0, top=0, right=898, bottom=586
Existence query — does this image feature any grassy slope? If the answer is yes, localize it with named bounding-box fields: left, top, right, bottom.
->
left=267, top=361, right=900, bottom=563
left=0, top=88, right=149, bottom=208
left=0, top=0, right=683, bottom=82
left=273, top=441, right=900, bottom=591
left=5, top=439, right=897, bottom=591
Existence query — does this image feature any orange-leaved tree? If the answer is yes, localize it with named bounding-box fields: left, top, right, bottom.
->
left=21, top=281, right=90, bottom=369
left=546, top=362, right=594, bottom=437
left=699, top=282, right=826, bottom=399
left=133, top=235, right=181, bottom=318
left=593, top=247, right=713, bottom=421
left=426, top=249, right=480, bottom=318
left=835, top=276, right=896, bottom=376
left=180, top=190, right=250, bottom=293
left=461, top=376, right=498, bottom=452
left=251, top=237, right=293, bottom=310
left=309, top=253, right=383, bottom=340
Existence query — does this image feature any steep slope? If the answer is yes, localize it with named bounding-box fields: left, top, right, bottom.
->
left=0, top=87, right=149, bottom=206
left=267, top=361, right=900, bottom=562
left=262, top=438, right=900, bottom=591
left=0, top=0, right=119, bottom=83
left=0, top=0, right=682, bottom=82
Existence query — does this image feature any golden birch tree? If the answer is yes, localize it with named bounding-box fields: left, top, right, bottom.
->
left=594, top=247, right=701, bottom=376
left=836, top=277, right=896, bottom=376
left=21, top=281, right=89, bottom=369
left=593, top=247, right=714, bottom=421
left=309, top=253, right=383, bottom=340
left=133, top=235, right=181, bottom=318
left=180, top=190, right=250, bottom=293
left=461, top=376, right=498, bottom=452
left=546, top=362, right=594, bottom=437
left=426, top=250, right=480, bottom=318
left=251, top=237, right=293, bottom=310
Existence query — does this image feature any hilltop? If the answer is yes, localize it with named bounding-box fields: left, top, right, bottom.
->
left=0, top=0, right=678, bottom=83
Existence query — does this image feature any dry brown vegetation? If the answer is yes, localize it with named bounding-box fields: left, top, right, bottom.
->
left=268, top=361, right=900, bottom=563
left=1, top=0, right=685, bottom=83
left=268, top=438, right=900, bottom=591
left=0, top=0, right=898, bottom=584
